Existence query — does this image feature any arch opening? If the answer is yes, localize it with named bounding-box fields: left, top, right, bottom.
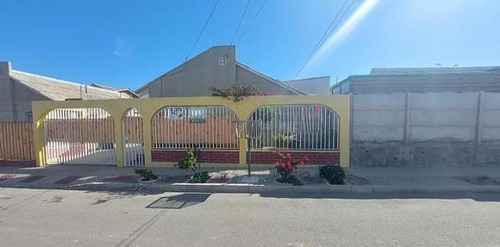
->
left=248, top=104, right=339, bottom=150
left=152, top=106, right=239, bottom=150
left=122, top=108, right=145, bottom=167
left=44, top=108, right=116, bottom=165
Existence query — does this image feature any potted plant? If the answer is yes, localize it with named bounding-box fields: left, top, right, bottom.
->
left=274, top=152, right=308, bottom=185
left=134, top=168, right=159, bottom=183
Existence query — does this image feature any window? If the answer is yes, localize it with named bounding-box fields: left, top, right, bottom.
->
left=219, top=56, right=227, bottom=66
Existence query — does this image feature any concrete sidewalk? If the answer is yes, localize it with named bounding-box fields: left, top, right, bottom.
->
left=0, top=164, right=499, bottom=194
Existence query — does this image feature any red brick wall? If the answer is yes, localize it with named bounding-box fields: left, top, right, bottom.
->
left=152, top=150, right=239, bottom=163
left=250, top=151, right=340, bottom=165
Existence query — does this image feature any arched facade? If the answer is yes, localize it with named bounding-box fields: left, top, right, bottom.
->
left=32, top=95, right=350, bottom=167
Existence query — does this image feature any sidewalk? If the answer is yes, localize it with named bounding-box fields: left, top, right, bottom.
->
left=0, top=164, right=499, bottom=194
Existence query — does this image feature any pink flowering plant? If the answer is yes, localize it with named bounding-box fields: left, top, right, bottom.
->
left=275, top=152, right=309, bottom=185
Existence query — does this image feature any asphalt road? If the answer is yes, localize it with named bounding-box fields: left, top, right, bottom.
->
left=1, top=188, right=499, bottom=247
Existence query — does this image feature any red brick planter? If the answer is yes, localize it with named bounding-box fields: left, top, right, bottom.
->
left=152, top=150, right=239, bottom=164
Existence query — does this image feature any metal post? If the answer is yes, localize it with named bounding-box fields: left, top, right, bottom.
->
left=247, top=138, right=251, bottom=176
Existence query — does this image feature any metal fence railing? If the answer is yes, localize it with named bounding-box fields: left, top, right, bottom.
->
left=123, top=108, right=145, bottom=167
left=248, top=104, right=339, bottom=150
left=152, top=106, right=239, bottom=149
left=44, top=108, right=116, bottom=165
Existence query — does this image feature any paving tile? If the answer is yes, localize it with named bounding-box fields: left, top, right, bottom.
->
left=0, top=174, right=28, bottom=182
left=19, top=175, right=46, bottom=183
left=53, top=176, right=82, bottom=185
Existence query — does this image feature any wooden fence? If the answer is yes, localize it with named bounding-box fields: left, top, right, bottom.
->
left=45, top=118, right=115, bottom=142
left=0, top=122, right=35, bottom=161
left=152, top=116, right=238, bottom=149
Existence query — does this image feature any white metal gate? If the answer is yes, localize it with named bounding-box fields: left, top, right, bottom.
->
left=248, top=104, right=339, bottom=150
left=44, top=108, right=116, bottom=165
left=122, top=108, right=145, bottom=167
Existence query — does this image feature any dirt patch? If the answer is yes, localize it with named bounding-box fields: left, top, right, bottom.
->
left=296, top=171, right=325, bottom=185
left=458, top=176, right=500, bottom=186
left=295, top=171, right=370, bottom=185
left=344, top=173, right=371, bottom=185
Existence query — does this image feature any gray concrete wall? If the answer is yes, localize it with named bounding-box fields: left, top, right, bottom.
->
left=348, top=74, right=500, bottom=94
left=282, top=76, right=330, bottom=95
left=0, top=62, right=49, bottom=121
left=351, top=92, right=500, bottom=167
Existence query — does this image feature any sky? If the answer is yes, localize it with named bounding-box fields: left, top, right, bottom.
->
left=1, top=0, right=500, bottom=89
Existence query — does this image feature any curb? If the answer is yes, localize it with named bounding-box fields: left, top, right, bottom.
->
left=63, top=182, right=500, bottom=194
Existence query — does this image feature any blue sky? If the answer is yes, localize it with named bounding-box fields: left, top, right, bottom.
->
left=1, top=0, right=499, bottom=89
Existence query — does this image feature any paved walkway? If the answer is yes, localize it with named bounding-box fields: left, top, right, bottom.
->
left=0, top=164, right=499, bottom=193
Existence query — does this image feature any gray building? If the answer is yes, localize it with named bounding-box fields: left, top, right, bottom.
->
left=90, top=83, right=139, bottom=98
left=0, top=62, right=130, bottom=121
left=136, top=46, right=328, bottom=97
left=282, top=76, right=330, bottom=95
left=331, top=66, right=500, bottom=94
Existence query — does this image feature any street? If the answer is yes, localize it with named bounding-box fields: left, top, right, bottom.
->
left=0, top=188, right=499, bottom=247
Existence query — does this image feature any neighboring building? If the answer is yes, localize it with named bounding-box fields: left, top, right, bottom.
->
left=331, top=66, right=500, bottom=94
left=136, top=46, right=328, bottom=97
left=0, top=62, right=130, bottom=121
left=282, top=76, right=330, bottom=95
left=90, top=83, right=139, bottom=98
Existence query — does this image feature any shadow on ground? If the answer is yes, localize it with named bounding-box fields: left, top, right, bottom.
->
left=146, top=193, right=211, bottom=209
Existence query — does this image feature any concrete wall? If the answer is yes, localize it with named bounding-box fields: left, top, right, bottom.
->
left=351, top=92, right=500, bottom=166
left=283, top=76, right=330, bottom=95
left=0, top=62, right=49, bottom=121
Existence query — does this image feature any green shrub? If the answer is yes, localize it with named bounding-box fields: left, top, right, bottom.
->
left=190, top=171, right=210, bottom=183
left=177, top=149, right=197, bottom=171
left=209, top=82, right=260, bottom=102
left=319, top=165, right=345, bottom=185
left=134, top=168, right=158, bottom=181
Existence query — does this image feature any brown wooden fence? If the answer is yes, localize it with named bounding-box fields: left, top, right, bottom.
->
left=45, top=118, right=115, bottom=142
left=152, top=116, right=238, bottom=149
left=0, top=122, right=35, bottom=161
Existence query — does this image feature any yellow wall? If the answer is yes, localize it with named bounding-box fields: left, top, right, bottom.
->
left=32, top=95, right=350, bottom=167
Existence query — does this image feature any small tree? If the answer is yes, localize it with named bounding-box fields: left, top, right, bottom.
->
left=209, top=82, right=260, bottom=102
left=175, top=149, right=210, bottom=183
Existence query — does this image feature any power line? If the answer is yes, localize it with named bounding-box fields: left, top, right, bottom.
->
left=292, top=0, right=356, bottom=80
left=235, top=0, right=269, bottom=44
left=228, top=0, right=250, bottom=46
left=185, top=0, right=221, bottom=60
